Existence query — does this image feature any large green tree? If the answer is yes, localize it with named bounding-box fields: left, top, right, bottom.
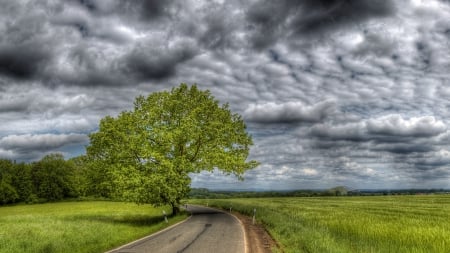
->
left=87, top=84, right=258, bottom=214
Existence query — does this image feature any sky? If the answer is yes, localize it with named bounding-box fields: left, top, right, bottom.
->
left=1, top=0, right=450, bottom=190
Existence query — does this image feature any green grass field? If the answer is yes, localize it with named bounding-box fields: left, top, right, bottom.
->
left=191, top=195, right=450, bottom=253
left=0, top=201, right=188, bottom=253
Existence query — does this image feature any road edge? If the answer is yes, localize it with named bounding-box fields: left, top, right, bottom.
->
left=105, top=214, right=193, bottom=253
left=228, top=210, right=249, bottom=253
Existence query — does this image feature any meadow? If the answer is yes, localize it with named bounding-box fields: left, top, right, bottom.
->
left=191, top=195, right=450, bottom=253
left=0, top=201, right=188, bottom=253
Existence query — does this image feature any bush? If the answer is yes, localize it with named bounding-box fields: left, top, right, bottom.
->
left=0, top=181, right=19, bottom=204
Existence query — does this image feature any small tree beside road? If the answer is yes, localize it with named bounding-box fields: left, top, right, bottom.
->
left=87, top=84, right=258, bottom=214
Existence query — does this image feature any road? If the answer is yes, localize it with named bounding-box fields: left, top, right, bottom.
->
left=107, top=205, right=246, bottom=253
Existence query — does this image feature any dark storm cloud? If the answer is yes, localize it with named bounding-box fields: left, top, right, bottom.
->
left=0, top=45, right=51, bottom=80
left=0, top=5, right=53, bottom=80
left=75, top=0, right=174, bottom=20
left=138, top=0, right=174, bottom=20
left=0, top=0, right=188, bottom=88
left=246, top=0, right=395, bottom=49
left=123, top=41, right=199, bottom=81
left=291, top=0, right=395, bottom=35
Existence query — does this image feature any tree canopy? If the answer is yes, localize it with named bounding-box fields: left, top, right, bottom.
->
left=87, top=84, right=259, bottom=213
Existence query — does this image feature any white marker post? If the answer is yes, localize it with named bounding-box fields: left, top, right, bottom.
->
left=252, top=208, right=256, bottom=225
left=163, top=210, right=168, bottom=223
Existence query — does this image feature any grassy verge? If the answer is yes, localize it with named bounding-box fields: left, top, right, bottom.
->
left=190, top=195, right=450, bottom=253
left=0, top=201, right=188, bottom=253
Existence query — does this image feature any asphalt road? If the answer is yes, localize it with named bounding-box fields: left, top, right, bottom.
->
left=107, top=205, right=245, bottom=253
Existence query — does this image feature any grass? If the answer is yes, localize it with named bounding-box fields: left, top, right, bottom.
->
left=191, top=195, right=450, bottom=253
left=0, top=201, right=188, bottom=253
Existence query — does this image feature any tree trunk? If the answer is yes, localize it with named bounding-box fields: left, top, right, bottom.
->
left=171, top=202, right=180, bottom=216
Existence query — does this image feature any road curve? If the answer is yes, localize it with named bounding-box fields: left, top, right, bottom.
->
left=107, top=205, right=245, bottom=253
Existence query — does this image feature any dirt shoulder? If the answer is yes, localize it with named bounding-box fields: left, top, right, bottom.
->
left=232, top=211, right=281, bottom=253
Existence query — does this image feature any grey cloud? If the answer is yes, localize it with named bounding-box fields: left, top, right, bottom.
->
left=74, top=0, right=118, bottom=14
left=244, top=100, right=335, bottom=123
left=123, top=41, right=199, bottom=81
left=0, top=133, right=89, bottom=156
left=51, top=2, right=136, bottom=44
left=48, top=45, right=125, bottom=87
left=310, top=122, right=368, bottom=142
left=366, top=115, right=446, bottom=137
left=49, top=37, right=196, bottom=88
left=246, top=0, right=288, bottom=50
left=330, top=156, right=376, bottom=179
left=414, top=150, right=450, bottom=169
left=0, top=94, right=29, bottom=113
left=199, top=12, right=239, bottom=51
left=50, top=3, right=91, bottom=38
left=291, top=0, right=395, bottom=35
left=0, top=44, right=51, bottom=80
left=0, top=89, right=95, bottom=115
left=372, top=143, right=435, bottom=154
left=75, top=0, right=174, bottom=20
left=311, top=114, right=446, bottom=141
left=354, top=32, right=397, bottom=58
left=133, top=0, right=175, bottom=21
left=246, top=0, right=395, bottom=49
left=0, top=2, right=55, bottom=80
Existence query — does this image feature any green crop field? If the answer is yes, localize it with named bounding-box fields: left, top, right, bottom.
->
left=191, top=195, right=450, bottom=253
left=0, top=201, right=188, bottom=253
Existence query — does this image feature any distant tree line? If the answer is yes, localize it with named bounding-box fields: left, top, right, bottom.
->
left=2, top=153, right=449, bottom=205
left=189, top=187, right=450, bottom=199
left=0, top=153, right=111, bottom=205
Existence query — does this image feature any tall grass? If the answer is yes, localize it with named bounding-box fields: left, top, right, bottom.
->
left=192, top=195, right=450, bottom=253
left=0, top=201, right=188, bottom=253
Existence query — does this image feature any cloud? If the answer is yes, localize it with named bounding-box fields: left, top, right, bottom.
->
left=0, top=1, right=56, bottom=81
left=74, top=0, right=175, bottom=20
left=291, top=0, right=395, bottom=35
left=302, top=168, right=319, bottom=176
left=331, top=156, right=377, bottom=179
left=0, top=133, right=89, bottom=160
left=50, top=3, right=135, bottom=44
left=0, top=134, right=88, bottom=151
left=311, top=114, right=446, bottom=141
left=0, top=44, right=51, bottom=80
left=128, top=0, right=175, bottom=21
left=0, top=90, right=95, bottom=116
left=246, top=0, right=396, bottom=49
left=123, top=40, right=199, bottom=81
left=244, top=100, right=334, bottom=123
left=367, top=114, right=446, bottom=137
